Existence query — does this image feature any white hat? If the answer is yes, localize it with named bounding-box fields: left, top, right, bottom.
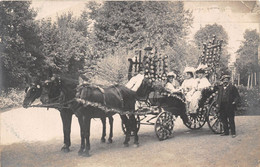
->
left=196, top=63, right=208, bottom=73
left=167, top=71, right=176, bottom=78
left=183, top=67, right=195, bottom=73
left=196, top=63, right=208, bottom=72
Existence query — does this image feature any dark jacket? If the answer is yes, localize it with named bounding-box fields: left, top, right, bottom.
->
left=216, top=83, right=240, bottom=110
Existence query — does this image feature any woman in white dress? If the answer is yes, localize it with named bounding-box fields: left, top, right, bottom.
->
left=180, top=67, right=197, bottom=100
left=189, top=67, right=211, bottom=113
left=180, top=67, right=197, bottom=112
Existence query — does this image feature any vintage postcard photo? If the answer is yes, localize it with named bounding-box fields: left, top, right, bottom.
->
left=0, top=1, right=259, bottom=167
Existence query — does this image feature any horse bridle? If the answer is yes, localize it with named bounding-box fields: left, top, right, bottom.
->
left=25, top=84, right=42, bottom=106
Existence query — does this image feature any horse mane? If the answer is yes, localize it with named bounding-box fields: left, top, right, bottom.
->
left=55, top=75, right=79, bottom=101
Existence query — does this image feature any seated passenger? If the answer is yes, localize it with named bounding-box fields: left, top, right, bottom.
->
left=180, top=67, right=197, bottom=102
left=179, top=67, right=197, bottom=113
left=125, top=68, right=144, bottom=92
left=189, top=65, right=211, bottom=113
left=165, top=71, right=180, bottom=94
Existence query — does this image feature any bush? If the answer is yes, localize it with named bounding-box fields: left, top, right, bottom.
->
left=236, top=85, right=260, bottom=115
left=90, top=50, right=129, bottom=86
left=0, top=88, right=25, bottom=111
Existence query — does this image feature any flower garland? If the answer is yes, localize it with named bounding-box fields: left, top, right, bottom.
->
left=75, top=89, right=218, bottom=116
left=160, top=92, right=186, bottom=104
left=75, top=98, right=159, bottom=115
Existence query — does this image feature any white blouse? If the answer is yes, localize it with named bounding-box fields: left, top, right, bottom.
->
left=196, top=77, right=211, bottom=91
left=181, top=78, right=197, bottom=92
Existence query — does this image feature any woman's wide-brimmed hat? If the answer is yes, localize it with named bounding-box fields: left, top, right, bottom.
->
left=183, top=67, right=195, bottom=74
left=167, top=71, right=176, bottom=78
left=195, top=64, right=208, bottom=74
left=196, top=69, right=205, bottom=74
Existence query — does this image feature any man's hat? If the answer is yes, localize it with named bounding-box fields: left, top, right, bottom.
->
left=220, top=74, right=231, bottom=81
left=167, top=71, right=176, bottom=78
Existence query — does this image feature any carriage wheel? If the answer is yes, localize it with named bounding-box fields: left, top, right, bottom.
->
left=184, top=109, right=207, bottom=130
left=121, top=115, right=140, bottom=136
left=207, top=100, right=223, bottom=134
left=155, top=111, right=174, bottom=141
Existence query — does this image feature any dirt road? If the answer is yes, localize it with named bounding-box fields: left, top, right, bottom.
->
left=1, top=107, right=260, bottom=167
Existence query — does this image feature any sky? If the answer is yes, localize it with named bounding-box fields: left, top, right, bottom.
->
left=30, top=1, right=260, bottom=63
left=184, top=1, right=260, bottom=63
left=31, top=1, right=85, bottom=20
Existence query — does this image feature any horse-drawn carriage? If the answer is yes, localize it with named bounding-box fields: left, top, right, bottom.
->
left=22, top=36, right=224, bottom=156
left=121, top=46, right=223, bottom=141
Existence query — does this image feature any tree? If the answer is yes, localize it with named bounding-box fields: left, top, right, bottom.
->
left=0, top=1, right=44, bottom=89
left=38, top=12, right=91, bottom=79
left=88, top=1, right=193, bottom=55
left=194, top=23, right=230, bottom=69
left=84, top=1, right=194, bottom=82
left=236, top=29, right=260, bottom=86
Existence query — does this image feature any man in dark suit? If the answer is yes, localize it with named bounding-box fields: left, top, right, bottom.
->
left=216, top=74, right=240, bottom=138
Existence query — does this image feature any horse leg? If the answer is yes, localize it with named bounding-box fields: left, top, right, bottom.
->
left=130, top=115, right=139, bottom=147
left=82, top=117, right=91, bottom=157
left=100, top=117, right=106, bottom=143
left=108, top=116, right=114, bottom=143
left=60, top=110, right=73, bottom=153
left=77, top=114, right=85, bottom=155
left=120, top=115, right=130, bottom=147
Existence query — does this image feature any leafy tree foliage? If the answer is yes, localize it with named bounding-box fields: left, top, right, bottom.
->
left=236, top=29, right=260, bottom=86
left=88, top=1, right=192, bottom=54
left=0, top=1, right=44, bottom=89
left=194, top=23, right=230, bottom=69
left=38, top=12, right=92, bottom=79
left=86, top=1, right=193, bottom=81
left=0, top=1, right=197, bottom=89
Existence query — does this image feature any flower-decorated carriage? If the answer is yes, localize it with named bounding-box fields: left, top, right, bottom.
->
left=124, top=37, right=224, bottom=140
left=22, top=39, right=225, bottom=159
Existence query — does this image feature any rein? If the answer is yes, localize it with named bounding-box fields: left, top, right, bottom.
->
left=30, top=99, right=74, bottom=109
left=29, top=90, right=72, bottom=109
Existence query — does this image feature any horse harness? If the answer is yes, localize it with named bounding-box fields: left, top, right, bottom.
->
left=95, top=85, right=125, bottom=109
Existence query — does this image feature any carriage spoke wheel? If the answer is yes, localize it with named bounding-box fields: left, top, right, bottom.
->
left=207, top=101, right=223, bottom=134
left=155, top=111, right=174, bottom=141
left=121, top=115, right=140, bottom=136
left=184, top=109, right=207, bottom=130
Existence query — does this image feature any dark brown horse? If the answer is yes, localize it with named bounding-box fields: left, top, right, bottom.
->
left=70, top=79, right=153, bottom=157
left=23, top=76, right=114, bottom=154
